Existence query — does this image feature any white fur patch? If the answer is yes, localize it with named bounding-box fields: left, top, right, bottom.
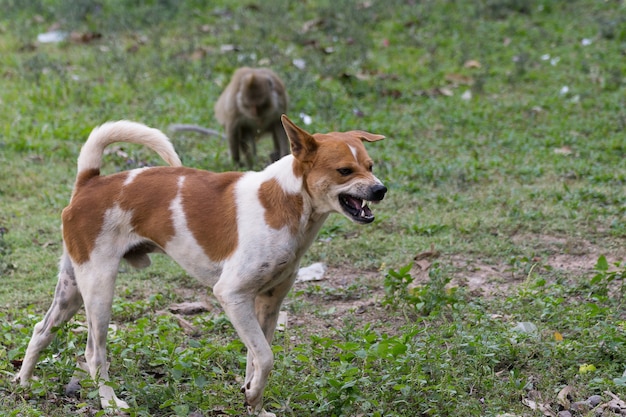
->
left=234, top=173, right=272, bottom=238
left=261, top=155, right=302, bottom=194
left=349, top=145, right=358, bottom=162
left=227, top=163, right=302, bottom=281
left=123, top=167, right=151, bottom=186
left=164, top=176, right=221, bottom=283
left=95, top=204, right=143, bottom=258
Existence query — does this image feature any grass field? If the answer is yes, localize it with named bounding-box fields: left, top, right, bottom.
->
left=1, top=0, right=626, bottom=416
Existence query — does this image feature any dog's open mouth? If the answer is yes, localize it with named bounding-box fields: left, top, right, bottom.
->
left=339, top=194, right=376, bottom=223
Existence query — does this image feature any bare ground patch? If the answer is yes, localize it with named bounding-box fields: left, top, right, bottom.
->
left=144, top=233, right=625, bottom=337
left=409, top=234, right=626, bottom=297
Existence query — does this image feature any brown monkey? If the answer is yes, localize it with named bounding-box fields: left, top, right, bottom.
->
left=214, top=67, right=289, bottom=168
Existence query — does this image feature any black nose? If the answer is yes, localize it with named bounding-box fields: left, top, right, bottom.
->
left=371, top=184, right=387, bottom=201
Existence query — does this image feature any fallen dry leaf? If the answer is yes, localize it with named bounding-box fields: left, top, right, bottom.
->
left=381, top=88, right=402, bottom=99
left=69, top=31, right=102, bottom=43
left=438, top=87, right=454, bottom=96
left=301, top=18, right=324, bottom=33
left=173, top=315, right=199, bottom=335
left=414, top=245, right=441, bottom=262
left=464, top=59, right=482, bottom=68
left=557, top=385, right=574, bottom=409
left=445, top=73, right=474, bottom=86
left=414, top=259, right=432, bottom=271
left=521, top=398, right=557, bottom=417
left=220, top=44, right=237, bottom=53
left=531, top=106, right=544, bottom=114
left=553, top=146, right=573, bottom=155
left=602, top=391, right=626, bottom=414
left=168, top=301, right=210, bottom=315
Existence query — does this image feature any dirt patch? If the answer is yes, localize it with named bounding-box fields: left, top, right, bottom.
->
left=287, top=265, right=396, bottom=337
left=155, top=233, right=625, bottom=336
left=442, top=256, right=516, bottom=296
left=408, top=234, right=626, bottom=297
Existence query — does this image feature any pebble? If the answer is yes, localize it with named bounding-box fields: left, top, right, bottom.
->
left=587, top=394, right=603, bottom=407
left=64, top=377, right=81, bottom=398
left=571, top=401, right=590, bottom=412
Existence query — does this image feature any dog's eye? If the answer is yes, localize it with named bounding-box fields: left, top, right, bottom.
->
left=337, top=168, right=353, bottom=176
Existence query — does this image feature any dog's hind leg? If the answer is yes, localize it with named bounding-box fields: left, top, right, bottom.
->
left=74, top=259, right=129, bottom=410
left=14, top=252, right=83, bottom=385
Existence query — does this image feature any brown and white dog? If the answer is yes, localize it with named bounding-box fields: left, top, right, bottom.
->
left=14, top=115, right=386, bottom=416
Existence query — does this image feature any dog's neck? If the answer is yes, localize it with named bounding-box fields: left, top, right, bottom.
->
left=259, top=154, right=302, bottom=192
left=256, top=154, right=329, bottom=239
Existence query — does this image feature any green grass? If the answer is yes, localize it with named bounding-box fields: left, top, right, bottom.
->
left=1, top=0, right=626, bottom=415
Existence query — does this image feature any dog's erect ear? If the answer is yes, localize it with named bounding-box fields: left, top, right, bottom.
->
left=346, top=130, right=385, bottom=143
left=281, top=115, right=318, bottom=160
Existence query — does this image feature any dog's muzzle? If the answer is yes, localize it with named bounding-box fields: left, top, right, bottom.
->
left=339, top=184, right=387, bottom=224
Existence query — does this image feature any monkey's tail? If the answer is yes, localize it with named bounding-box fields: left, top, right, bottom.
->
left=169, top=123, right=226, bottom=140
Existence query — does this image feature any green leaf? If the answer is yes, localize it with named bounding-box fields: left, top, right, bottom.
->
left=595, top=255, right=609, bottom=271
left=613, top=376, right=626, bottom=386
left=194, top=375, right=208, bottom=388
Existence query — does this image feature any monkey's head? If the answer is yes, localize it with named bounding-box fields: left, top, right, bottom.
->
left=239, top=72, right=274, bottom=120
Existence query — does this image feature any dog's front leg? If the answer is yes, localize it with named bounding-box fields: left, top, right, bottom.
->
left=213, top=280, right=276, bottom=417
left=245, top=273, right=296, bottom=387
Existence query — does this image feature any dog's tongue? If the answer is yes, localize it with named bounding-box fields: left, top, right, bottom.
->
left=346, top=195, right=363, bottom=210
left=346, top=196, right=373, bottom=218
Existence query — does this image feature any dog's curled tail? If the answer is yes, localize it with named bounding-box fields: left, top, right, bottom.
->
left=77, top=121, right=182, bottom=177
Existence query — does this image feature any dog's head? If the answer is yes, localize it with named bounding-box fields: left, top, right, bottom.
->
left=281, top=115, right=386, bottom=224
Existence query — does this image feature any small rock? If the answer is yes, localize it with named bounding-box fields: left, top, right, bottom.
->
left=64, top=377, right=81, bottom=398
left=557, top=411, right=572, bottom=417
left=512, top=321, right=538, bottom=335
left=570, top=401, right=590, bottom=412
left=587, top=394, right=603, bottom=407
left=296, top=262, right=326, bottom=282
left=276, top=311, right=288, bottom=332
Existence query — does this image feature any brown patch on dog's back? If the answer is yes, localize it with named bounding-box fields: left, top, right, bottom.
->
left=62, top=167, right=242, bottom=265
left=119, top=169, right=179, bottom=247
left=182, top=170, right=242, bottom=261
left=259, top=179, right=303, bottom=234
left=62, top=171, right=131, bottom=264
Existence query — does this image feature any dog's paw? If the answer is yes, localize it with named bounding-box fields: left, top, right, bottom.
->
left=246, top=405, right=276, bottom=417
left=100, top=389, right=130, bottom=412
left=244, top=391, right=275, bottom=417
left=101, top=398, right=130, bottom=411
left=242, top=382, right=263, bottom=408
left=12, top=372, right=35, bottom=387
